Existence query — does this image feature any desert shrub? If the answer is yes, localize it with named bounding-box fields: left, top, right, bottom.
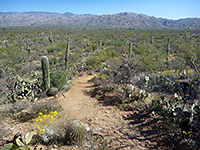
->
left=99, top=47, right=118, bottom=62
left=91, top=44, right=97, bottom=51
left=160, top=70, right=179, bottom=80
left=50, top=70, right=67, bottom=90
left=91, top=59, right=149, bottom=107
left=135, top=42, right=160, bottom=72
left=0, top=98, right=61, bottom=122
left=0, top=100, right=32, bottom=117
left=86, top=55, right=101, bottom=69
left=0, top=45, right=27, bottom=75
left=49, top=57, right=58, bottom=66
left=46, top=45, right=61, bottom=54
left=56, top=41, right=66, bottom=49
left=29, top=99, right=61, bottom=120
left=71, top=53, right=82, bottom=62
left=33, top=111, right=59, bottom=145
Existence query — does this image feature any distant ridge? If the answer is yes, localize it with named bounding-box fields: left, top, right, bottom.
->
left=0, top=12, right=199, bottom=28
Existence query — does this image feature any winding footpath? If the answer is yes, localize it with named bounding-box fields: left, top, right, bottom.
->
left=58, top=75, right=157, bottom=150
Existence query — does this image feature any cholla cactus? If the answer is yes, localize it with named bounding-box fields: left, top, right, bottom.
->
left=41, top=56, right=50, bottom=91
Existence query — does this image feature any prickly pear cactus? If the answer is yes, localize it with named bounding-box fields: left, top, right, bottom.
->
left=41, top=56, right=50, bottom=91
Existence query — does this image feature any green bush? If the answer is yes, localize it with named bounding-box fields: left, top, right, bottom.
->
left=46, top=45, right=61, bottom=54
left=50, top=70, right=66, bottom=90
left=99, top=47, right=118, bottom=62
left=86, top=55, right=101, bottom=69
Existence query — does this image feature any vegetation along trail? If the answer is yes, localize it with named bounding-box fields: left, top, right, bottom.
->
left=59, top=75, right=157, bottom=150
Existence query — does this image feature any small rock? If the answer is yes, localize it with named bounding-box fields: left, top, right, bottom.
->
left=53, top=144, right=58, bottom=148
left=47, top=87, right=58, bottom=96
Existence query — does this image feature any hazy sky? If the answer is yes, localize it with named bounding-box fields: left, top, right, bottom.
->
left=0, top=0, right=199, bottom=19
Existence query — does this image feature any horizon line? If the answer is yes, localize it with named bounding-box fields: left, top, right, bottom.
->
left=0, top=11, right=199, bottom=20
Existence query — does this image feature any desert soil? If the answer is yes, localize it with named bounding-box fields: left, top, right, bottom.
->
left=58, top=75, right=158, bottom=150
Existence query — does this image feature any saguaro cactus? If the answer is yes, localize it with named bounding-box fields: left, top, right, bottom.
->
left=25, top=41, right=31, bottom=55
left=167, top=38, right=171, bottom=67
left=41, top=56, right=50, bottom=91
left=99, top=40, right=102, bottom=51
left=25, top=40, right=31, bottom=72
left=65, top=36, right=71, bottom=70
left=128, top=42, right=132, bottom=60
left=48, top=31, right=53, bottom=45
left=150, top=36, right=154, bottom=44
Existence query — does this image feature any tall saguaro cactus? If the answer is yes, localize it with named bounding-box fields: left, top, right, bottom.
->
left=167, top=38, right=171, bottom=68
left=99, top=40, right=102, bottom=51
left=128, top=42, right=132, bottom=60
left=41, top=56, right=50, bottom=91
left=65, top=36, right=71, bottom=70
left=25, top=40, right=31, bottom=72
left=48, top=31, right=53, bottom=45
left=25, top=41, right=31, bottom=55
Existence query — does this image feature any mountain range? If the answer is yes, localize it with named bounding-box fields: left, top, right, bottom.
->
left=0, top=12, right=199, bottom=28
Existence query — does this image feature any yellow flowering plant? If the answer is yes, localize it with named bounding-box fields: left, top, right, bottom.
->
left=182, top=128, right=192, bottom=138
left=100, top=74, right=106, bottom=79
left=160, top=70, right=179, bottom=77
left=34, top=111, right=57, bottom=134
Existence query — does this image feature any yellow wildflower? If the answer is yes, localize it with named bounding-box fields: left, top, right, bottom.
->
left=35, top=119, right=40, bottom=122
left=182, top=131, right=187, bottom=135
left=107, top=68, right=112, bottom=72
left=41, top=129, right=45, bottom=132
left=53, top=111, right=57, bottom=116
left=100, top=74, right=106, bottom=79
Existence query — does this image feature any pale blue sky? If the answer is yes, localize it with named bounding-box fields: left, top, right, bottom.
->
left=0, top=0, right=199, bottom=19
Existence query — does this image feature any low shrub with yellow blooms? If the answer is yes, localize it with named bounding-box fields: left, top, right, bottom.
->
left=160, top=70, right=179, bottom=77
left=34, top=111, right=57, bottom=134
left=182, top=128, right=192, bottom=138
left=100, top=74, right=106, bottom=79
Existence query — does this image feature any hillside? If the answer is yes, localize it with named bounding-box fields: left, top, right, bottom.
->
left=0, top=12, right=199, bottom=28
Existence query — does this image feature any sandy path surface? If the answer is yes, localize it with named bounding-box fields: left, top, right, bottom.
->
left=58, top=75, right=157, bottom=150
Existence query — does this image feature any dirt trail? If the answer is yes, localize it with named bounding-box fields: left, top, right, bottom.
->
left=59, top=75, right=157, bottom=150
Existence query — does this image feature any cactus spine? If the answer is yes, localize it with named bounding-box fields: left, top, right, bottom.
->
left=65, top=36, right=71, bottom=70
left=128, top=42, right=132, bottom=60
left=41, top=56, right=50, bottom=91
